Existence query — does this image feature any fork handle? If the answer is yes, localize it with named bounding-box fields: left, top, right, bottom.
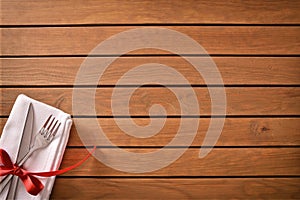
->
left=16, top=148, right=35, bottom=166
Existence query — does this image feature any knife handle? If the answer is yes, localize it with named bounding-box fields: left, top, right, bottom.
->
left=6, top=175, right=18, bottom=200
left=0, top=174, right=13, bottom=193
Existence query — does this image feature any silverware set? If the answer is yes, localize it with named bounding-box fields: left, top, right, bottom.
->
left=0, top=106, right=61, bottom=199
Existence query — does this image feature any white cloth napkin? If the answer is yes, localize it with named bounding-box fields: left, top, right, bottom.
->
left=0, top=94, right=72, bottom=200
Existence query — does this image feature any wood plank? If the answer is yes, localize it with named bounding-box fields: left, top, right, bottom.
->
left=60, top=148, right=300, bottom=176
left=1, top=118, right=299, bottom=146
left=58, top=118, right=300, bottom=147
left=1, top=57, right=300, bottom=86
left=1, top=88, right=299, bottom=116
left=1, top=27, right=300, bottom=55
left=2, top=0, right=300, bottom=25
left=51, top=178, right=300, bottom=199
left=61, top=118, right=300, bottom=147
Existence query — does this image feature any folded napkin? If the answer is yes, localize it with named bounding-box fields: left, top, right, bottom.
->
left=0, top=94, right=72, bottom=200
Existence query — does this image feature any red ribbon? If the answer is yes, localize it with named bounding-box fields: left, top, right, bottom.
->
left=0, top=147, right=96, bottom=196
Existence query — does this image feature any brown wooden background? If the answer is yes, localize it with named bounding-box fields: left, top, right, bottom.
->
left=1, top=0, right=300, bottom=199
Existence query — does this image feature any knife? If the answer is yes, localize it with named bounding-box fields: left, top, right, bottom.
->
left=0, top=103, right=34, bottom=198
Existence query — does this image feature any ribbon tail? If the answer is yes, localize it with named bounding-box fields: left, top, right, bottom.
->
left=19, top=174, right=44, bottom=196
left=31, top=146, right=96, bottom=177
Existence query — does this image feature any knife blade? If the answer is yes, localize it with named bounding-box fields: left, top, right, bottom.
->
left=1, top=102, right=34, bottom=198
left=10, top=103, right=34, bottom=166
left=16, top=103, right=34, bottom=164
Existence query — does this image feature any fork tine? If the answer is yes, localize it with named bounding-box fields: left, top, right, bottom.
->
left=50, top=120, right=58, bottom=133
left=46, top=117, right=55, bottom=130
left=40, top=115, right=53, bottom=136
left=43, top=115, right=52, bottom=128
left=52, top=122, right=61, bottom=137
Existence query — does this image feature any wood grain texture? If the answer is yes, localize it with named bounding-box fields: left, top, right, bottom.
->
left=1, top=1, right=300, bottom=199
left=2, top=0, right=300, bottom=25
left=2, top=27, right=300, bottom=55
left=1, top=118, right=299, bottom=147
left=44, top=117, right=300, bottom=147
left=1, top=88, right=299, bottom=116
left=51, top=178, right=300, bottom=199
left=60, top=148, right=300, bottom=176
left=1, top=57, right=300, bottom=86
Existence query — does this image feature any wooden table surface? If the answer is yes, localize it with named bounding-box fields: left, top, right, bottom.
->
left=1, top=0, right=300, bottom=199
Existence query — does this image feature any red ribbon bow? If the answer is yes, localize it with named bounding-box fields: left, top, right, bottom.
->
left=0, top=147, right=95, bottom=196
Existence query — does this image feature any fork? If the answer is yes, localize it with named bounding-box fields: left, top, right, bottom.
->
left=0, top=115, right=61, bottom=193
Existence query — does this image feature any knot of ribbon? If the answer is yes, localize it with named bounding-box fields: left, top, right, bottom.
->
left=12, top=164, right=23, bottom=176
left=0, top=147, right=95, bottom=196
